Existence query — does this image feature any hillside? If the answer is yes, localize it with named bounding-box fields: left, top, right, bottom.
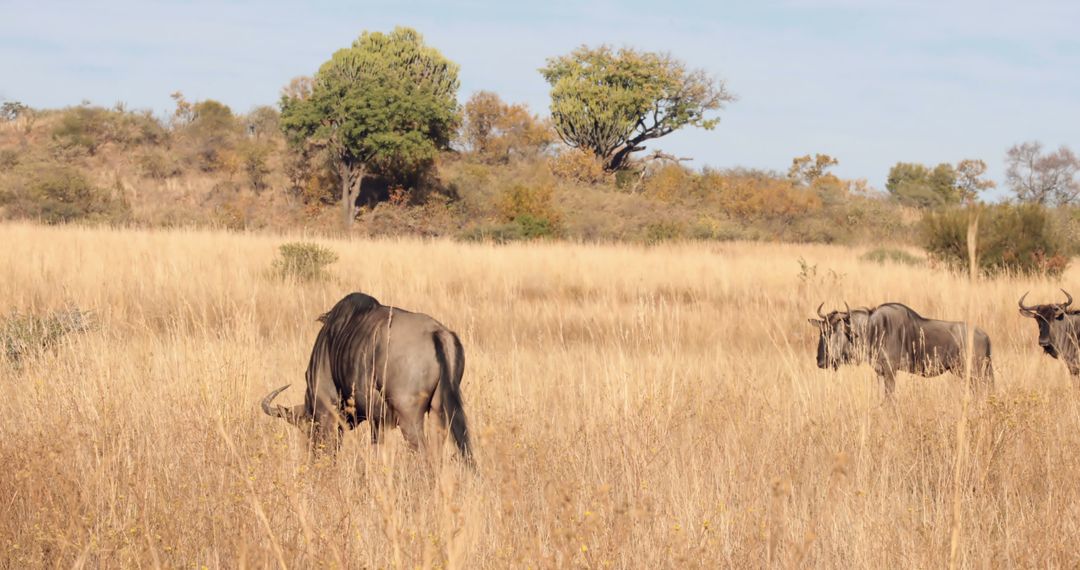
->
left=0, top=102, right=920, bottom=245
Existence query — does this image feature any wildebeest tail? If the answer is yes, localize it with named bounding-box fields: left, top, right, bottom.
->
left=433, top=331, right=472, bottom=463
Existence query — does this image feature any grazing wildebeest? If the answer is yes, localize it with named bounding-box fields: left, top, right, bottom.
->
left=1018, top=290, right=1080, bottom=379
left=807, top=303, right=872, bottom=370
left=261, top=293, right=471, bottom=461
left=809, top=302, right=993, bottom=397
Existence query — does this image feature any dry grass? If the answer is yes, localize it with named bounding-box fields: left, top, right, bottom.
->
left=1, top=222, right=1079, bottom=568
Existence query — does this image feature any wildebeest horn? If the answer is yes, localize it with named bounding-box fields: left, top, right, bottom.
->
left=261, top=384, right=294, bottom=420
left=1018, top=291, right=1036, bottom=315
left=844, top=301, right=851, bottom=315
left=817, top=303, right=826, bottom=318
left=1062, top=289, right=1073, bottom=309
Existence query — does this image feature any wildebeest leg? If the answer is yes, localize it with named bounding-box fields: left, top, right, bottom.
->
left=877, top=368, right=897, bottom=402
left=398, top=413, right=427, bottom=455
left=871, top=355, right=897, bottom=402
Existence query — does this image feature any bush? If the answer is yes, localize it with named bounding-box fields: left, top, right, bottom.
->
left=2, top=305, right=94, bottom=366
left=859, top=247, right=924, bottom=266
left=0, top=164, right=130, bottom=224
left=644, top=221, right=682, bottom=244
left=0, top=149, right=19, bottom=172
left=921, top=204, right=1069, bottom=276
left=549, top=148, right=610, bottom=184
left=272, top=242, right=338, bottom=281
left=135, top=151, right=182, bottom=180
left=458, top=215, right=558, bottom=243
left=51, top=106, right=167, bottom=156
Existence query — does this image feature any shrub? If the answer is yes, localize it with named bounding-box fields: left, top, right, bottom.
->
left=51, top=106, right=167, bottom=156
left=549, top=148, right=610, bottom=185
left=272, top=242, right=338, bottom=281
left=0, top=149, right=18, bottom=172
left=135, top=151, right=182, bottom=180
left=2, top=305, right=94, bottom=366
left=921, top=204, right=1069, bottom=276
left=644, top=221, right=682, bottom=244
left=498, top=183, right=561, bottom=224
left=458, top=215, right=558, bottom=243
left=0, top=164, right=130, bottom=224
left=859, top=247, right=924, bottom=266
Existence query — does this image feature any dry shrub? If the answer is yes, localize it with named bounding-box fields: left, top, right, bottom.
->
left=643, top=163, right=692, bottom=202
left=549, top=148, right=610, bottom=185
left=708, top=170, right=822, bottom=221
left=1, top=305, right=93, bottom=366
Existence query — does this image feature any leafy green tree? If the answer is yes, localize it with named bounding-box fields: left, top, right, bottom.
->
left=886, top=162, right=958, bottom=208
left=539, top=45, right=733, bottom=172
left=280, top=27, right=460, bottom=226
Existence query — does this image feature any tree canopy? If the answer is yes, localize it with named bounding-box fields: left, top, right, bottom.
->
left=280, top=27, right=460, bottom=225
left=539, top=45, right=733, bottom=172
left=1005, top=141, right=1080, bottom=206
left=886, top=162, right=958, bottom=208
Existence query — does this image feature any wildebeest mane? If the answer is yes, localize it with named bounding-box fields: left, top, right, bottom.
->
left=872, top=302, right=926, bottom=321
left=317, top=292, right=381, bottom=325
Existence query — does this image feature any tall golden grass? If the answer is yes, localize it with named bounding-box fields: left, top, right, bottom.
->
left=1, top=222, right=1078, bottom=568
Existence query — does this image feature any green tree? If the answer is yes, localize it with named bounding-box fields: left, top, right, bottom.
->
left=886, top=162, right=958, bottom=208
left=280, top=27, right=460, bottom=226
left=539, top=45, right=733, bottom=172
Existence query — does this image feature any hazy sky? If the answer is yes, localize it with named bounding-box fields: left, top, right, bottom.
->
left=2, top=0, right=1077, bottom=194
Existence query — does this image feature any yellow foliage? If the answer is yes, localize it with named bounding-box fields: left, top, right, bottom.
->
left=497, top=182, right=561, bottom=225
left=709, top=172, right=822, bottom=220
left=549, top=148, right=610, bottom=185
left=643, top=164, right=691, bottom=202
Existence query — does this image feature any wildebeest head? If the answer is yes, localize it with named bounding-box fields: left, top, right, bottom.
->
left=808, top=302, right=857, bottom=370
left=261, top=385, right=308, bottom=429
left=1018, top=290, right=1074, bottom=359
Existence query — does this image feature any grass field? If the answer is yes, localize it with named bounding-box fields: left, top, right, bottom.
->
left=2, top=222, right=1078, bottom=568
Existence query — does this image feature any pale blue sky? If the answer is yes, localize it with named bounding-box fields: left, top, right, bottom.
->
left=2, top=0, right=1077, bottom=195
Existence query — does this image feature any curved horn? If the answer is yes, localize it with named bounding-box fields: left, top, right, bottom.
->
left=261, top=384, right=293, bottom=419
left=1018, top=291, right=1036, bottom=315
left=843, top=301, right=851, bottom=316
left=817, top=302, right=826, bottom=318
left=1062, top=289, right=1073, bottom=309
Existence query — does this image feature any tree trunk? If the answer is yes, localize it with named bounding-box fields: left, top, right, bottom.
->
left=338, top=160, right=366, bottom=228
left=605, top=144, right=645, bottom=172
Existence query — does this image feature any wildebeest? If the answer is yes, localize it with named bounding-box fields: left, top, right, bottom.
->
left=261, top=293, right=471, bottom=461
left=809, top=302, right=993, bottom=396
left=1018, top=290, right=1080, bottom=378
left=807, top=303, right=872, bottom=370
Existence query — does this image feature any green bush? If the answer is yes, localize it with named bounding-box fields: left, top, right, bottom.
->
left=859, top=247, right=924, bottom=266
left=272, top=242, right=338, bottom=281
left=458, top=214, right=558, bottom=243
left=51, top=106, right=167, bottom=156
left=0, top=164, right=130, bottom=224
left=921, top=204, right=1069, bottom=276
left=644, top=221, right=682, bottom=244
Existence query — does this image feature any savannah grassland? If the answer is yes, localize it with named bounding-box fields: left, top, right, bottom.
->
left=1, top=222, right=1079, bottom=569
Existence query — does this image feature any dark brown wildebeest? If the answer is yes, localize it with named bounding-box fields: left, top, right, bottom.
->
left=810, top=302, right=993, bottom=397
left=261, top=293, right=471, bottom=461
left=808, top=303, right=872, bottom=370
left=1018, top=290, right=1080, bottom=379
